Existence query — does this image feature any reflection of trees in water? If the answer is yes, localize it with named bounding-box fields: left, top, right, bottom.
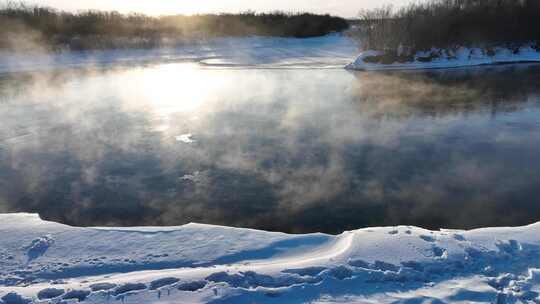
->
left=1, top=65, right=540, bottom=234
left=349, top=64, right=540, bottom=118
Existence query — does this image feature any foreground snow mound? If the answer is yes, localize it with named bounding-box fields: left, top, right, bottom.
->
left=2, top=214, right=540, bottom=303
left=346, top=46, right=540, bottom=71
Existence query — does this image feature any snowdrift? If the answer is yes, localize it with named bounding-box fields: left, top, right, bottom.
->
left=346, top=46, right=540, bottom=71
left=2, top=213, right=540, bottom=303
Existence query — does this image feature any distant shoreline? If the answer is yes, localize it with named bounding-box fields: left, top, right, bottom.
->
left=0, top=3, right=349, bottom=52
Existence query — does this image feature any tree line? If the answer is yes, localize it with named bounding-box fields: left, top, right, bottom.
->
left=0, top=2, right=349, bottom=51
left=354, top=0, right=540, bottom=54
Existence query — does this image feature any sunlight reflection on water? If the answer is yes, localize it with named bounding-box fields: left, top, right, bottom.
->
left=1, top=63, right=540, bottom=233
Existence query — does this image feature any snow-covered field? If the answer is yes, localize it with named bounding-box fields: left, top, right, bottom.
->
left=346, top=46, right=540, bottom=71
left=4, top=34, right=540, bottom=73
left=2, top=213, right=540, bottom=303
left=0, top=34, right=358, bottom=74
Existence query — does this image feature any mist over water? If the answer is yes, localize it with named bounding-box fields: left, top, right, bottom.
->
left=1, top=63, right=540, bottom=234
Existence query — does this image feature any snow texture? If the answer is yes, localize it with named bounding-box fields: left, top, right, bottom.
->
left=346, top=46, right=540, bottom=71
left=0, top=34, right=358, bottom=74
left=2, top=213, right=540, bottom=303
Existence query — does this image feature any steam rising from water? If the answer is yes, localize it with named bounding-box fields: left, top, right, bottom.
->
left=1, top=63, right=540, bottom=233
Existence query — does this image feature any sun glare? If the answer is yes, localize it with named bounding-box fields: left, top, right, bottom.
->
left=140, top=64, right=223, bottom=114
left=119, top=63, right=228, bottom=133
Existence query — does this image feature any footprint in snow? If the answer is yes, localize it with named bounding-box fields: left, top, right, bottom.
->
left=150, top=277, right=180, bottom=290
left=496, top=239, right=522, bottom=254
left=37, top=288, right=64, bottom=300
left=454, top=234, right=466, bottom=241
left=113, top=283, right=147, bottom=296
left=26, top=235, right=54, bottom=261
left=372, top=261, right=400, bottom=272
left=419, top=235, right=436, bottom=242
left=326, top=266, right=354, bottom=280
left=62, top=289, right=91, bottom=302
left=177, top=281, right=207, bottom=292
left=89, top=282, right=117, bottom=292
left=432, top=246, right=447, bottom=258
left=348, top=259, right=370, bottom=269
left=1, top=292, right=32, bottom=304
left=282, top=266, right=327, bottom=277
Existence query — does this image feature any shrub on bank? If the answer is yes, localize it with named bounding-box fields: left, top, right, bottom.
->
left=352, top=0, right=540, bottom=63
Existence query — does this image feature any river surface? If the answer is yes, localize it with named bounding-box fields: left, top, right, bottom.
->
left=1, top=49, right=540, bottom=233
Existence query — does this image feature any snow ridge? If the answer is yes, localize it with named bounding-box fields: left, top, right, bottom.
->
left=2, top=213, right=540, bottom=303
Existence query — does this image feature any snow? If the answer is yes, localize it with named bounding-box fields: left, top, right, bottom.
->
left=2, top=213, right=540, bottom=303
left=0, top=34, right=358, bottom=74
left=3, top=35, right=540, bottom=74
left=5, top=34, right=540, bottom=74
left=346, top=46, right=540, bottom=71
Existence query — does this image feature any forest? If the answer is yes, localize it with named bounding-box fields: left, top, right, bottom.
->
left=354, top=0, right=540, bottom=57
left=0, top=2, right=349, bottom=51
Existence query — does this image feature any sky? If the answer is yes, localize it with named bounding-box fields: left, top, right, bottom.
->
left=31, top=0, right=415, bottom=18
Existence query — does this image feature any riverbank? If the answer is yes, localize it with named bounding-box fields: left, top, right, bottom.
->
left=1, top=213, right=540, bottom=303
left=346, top=46, right=540, bottom=71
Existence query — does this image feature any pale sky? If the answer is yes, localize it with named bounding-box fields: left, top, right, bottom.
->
left=31, top=0, right=415, bottom=18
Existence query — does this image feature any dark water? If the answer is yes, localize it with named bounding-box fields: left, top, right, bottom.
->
left=1, top=63, right=540, bottom=234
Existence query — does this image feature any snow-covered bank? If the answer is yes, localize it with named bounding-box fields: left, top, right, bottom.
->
left=346, top=46, right=540, bottom=71
left=2, top=214, right=540, bottom=303
left=0, top=35, right=358, bottom=74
